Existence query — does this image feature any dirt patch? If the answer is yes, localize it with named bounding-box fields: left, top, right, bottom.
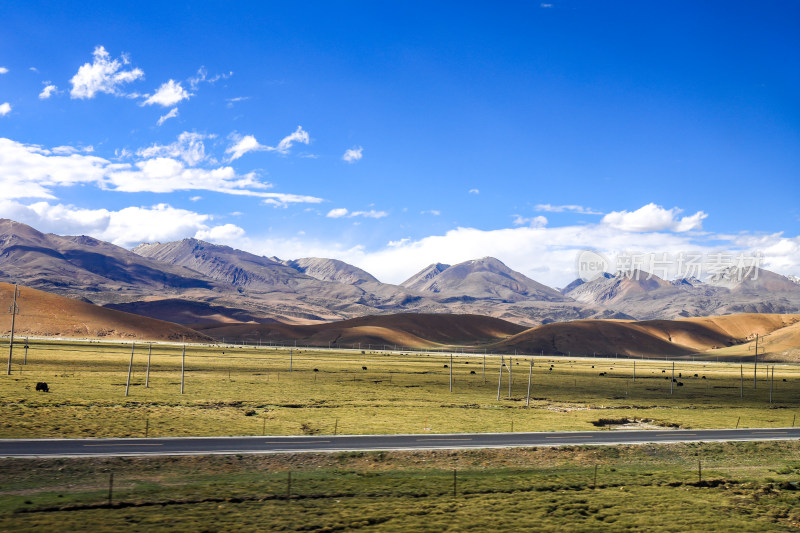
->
left=591, top=418, right=673, bottom=430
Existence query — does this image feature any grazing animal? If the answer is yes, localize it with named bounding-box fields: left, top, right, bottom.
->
left=362, top=366, right=368, bottom=371
left=35, top=382, right=49, bottom=392
left=470, top=370, right=476, bottom=375
left=444, top=364, right=449, bottom=368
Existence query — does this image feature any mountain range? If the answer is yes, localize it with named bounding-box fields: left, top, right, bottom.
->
left=1, top=218, right=799, bottom=328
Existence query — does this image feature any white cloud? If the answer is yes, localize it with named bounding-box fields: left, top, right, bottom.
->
left=0, top=199, right=246, bottom=248
left=0, top=103, right=10, bottom=116
left=226, top=126, right=310, bottom=161
left=535, top=204, right=602, bottom=215
left=236, top=204, right=800, bottom=287
left=468, top=188, right=479, bottom=195
left=190, top=196, right=202, bottom=202
left=421, top=210, right=441, bottom=216
left=351, top=210, right=387, bottom=219
left=188, top=67, right=232, bottom=90
left=326, top=207, right=387, bottom=219
left=136, top=132, right=212, bottom=166
left=512, top=215, right=548, bottom=227
left=342, top=146, right=363, bottom=163
left=0, top=136, right=323, bottom=204
left=327, top=208, right=349, bottom=218
left=602, top=203, right=707, bottom=232
left=39, top=84, right=58, bottom=99
left=226, top=134, right=264, bottom=161
left=275, top=126, right=310, bottom=154
left=106, top=157, right=269, bottom=194
left=0, top=67, right=8, bottom=74
left=142, top=80, right=190, bottom=107
left=69, top=46, right=144, bottom=99
left=195, top=223, right=246, bottom=242
left=157, top=107, right=179, bottom=126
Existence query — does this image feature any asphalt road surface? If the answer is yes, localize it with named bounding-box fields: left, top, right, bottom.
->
left=1, top=428, right=799, bottom=458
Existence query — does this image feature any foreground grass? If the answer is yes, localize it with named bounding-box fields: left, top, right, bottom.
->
left=1, top=340, right=799, bottom=438
left=2, top=441, right=800, bottom=531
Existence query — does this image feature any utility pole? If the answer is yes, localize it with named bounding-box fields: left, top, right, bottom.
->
left=753, top=334, right=759, bottom=389
left=449, top=352, right=453, bottom=392
left=180, top=344, right=186, bottom=394
left=770, top=365, right=774, bottom=404
left=508, top=357, right=512, bottom=398
left=526, top=356, right=533, bottom=407
left=6, top=284, right=19, bottom=375
left=497, top=356, right=504, bottom=401
left=125, top=343, right=135, bottom=397
left=670, top=361, right=674, bottom=395
left=145, top=343, right=152, bottom=388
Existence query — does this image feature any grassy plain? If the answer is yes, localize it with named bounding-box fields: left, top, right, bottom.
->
left=2, top=442, right=800, bottom=531
left=1, top=340, right=799, bottom=438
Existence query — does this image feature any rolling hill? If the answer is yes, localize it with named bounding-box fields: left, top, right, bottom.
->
left=491, top=313, right=800, bottom=358
left=195, top=313, right=528, bottom=349
left=0, top=282, right=212, bottom=342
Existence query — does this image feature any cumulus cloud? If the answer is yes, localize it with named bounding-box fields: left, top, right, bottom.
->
left=535, top=204, right=602, bottom=215
left=0, top=103, right=10, bottom=116
left=602, top=203, right=707, bottom=232
left=342, top=146, right=363, bottom=163
left=326, top=208, right=349, bottom=218
left=195, top=223, right=246, bottom=242
left=142, top=79, right=191, bottom=107
left=226, top=135, right=264, bottom=161
left=69, top=46, right=144, bottom=99
left=226, top=126, right=310, bottom=161
left=0, top=67, right=8, bottom=74
left=136, top=132, right=212, bottom=166
left=512, top=215, right=548, bottom=227
left=0, top=199, right=246, bottom=248
left=157, top=107, right=179, bottom=126
left=39, top=84, right=58, bottom=99
left=468, top=188, right=479, bottom=195
left=234, top=203, right=800, bottom=288
left=0, top=136, right=323, bottom=205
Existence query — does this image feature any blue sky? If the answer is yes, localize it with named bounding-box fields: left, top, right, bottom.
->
left=1, top=1, right=798, bottom=286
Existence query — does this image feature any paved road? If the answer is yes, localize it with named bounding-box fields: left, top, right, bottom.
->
left=1, top=428, right=799, bottom=458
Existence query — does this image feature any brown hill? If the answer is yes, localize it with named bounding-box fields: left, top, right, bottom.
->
left=196, top=313, right=528, bottom=349
left=491, top=313, right=800, bottom=357
left=0, top=283, right=211, bottom=342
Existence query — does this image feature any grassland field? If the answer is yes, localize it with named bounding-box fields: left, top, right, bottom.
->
left=3, top=339, right=800, bottom=531
left=1, top=339, right=799, bottom=438
left=2, top=441, right=800, bottom=531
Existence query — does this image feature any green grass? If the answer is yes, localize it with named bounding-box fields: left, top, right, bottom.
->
left=2, top=442, right=800, bottom=531
left=1, top=339, right=799, bottom=438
